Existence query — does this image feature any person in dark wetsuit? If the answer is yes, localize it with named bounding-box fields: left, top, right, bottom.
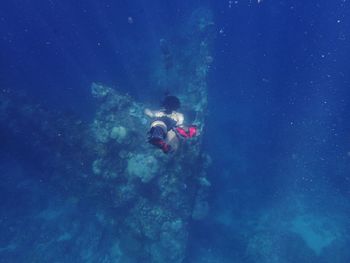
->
left=144, top=95, right=198, bottom=153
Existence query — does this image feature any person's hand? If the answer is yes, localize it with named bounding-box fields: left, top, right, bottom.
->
left=144, top=108, right=153, bottom=117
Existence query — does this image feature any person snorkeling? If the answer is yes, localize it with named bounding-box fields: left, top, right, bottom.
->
left=144, top=95, right=198, bottom=153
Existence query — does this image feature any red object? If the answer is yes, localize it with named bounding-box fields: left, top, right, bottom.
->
left=176, top=127, right=190, bottom=138
left=188, top=126, right=197, bottom=137
left=176, top=126, right=197, bottom=138
left=161, top=142, right=171, bottom=153
left=150, top=138, right=171, bottom=153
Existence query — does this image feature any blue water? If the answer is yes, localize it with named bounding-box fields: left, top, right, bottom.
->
left=1, top=1, right=350, bottom=262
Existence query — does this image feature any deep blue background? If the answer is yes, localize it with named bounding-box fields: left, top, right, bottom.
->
left=0, top=0, right=203, bottom=115
left=1, top=0, right=350, bottom=262
left=206, top=0, right=350, bottom=201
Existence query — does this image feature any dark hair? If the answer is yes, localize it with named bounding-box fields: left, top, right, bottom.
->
left=162, top=95, right=181, bottom=112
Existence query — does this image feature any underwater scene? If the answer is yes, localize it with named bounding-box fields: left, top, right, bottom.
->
left=1, top=1, right=350, bottom=262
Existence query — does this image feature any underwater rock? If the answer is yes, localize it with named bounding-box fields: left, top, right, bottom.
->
left=110, top=126, right=127, bottom=143
left=244, top=194, right=350, bottom=263
left=246, top=232, right=281, bottom=263
left=92, top=159, right=102, bottom=175
left=290, top=214, right=340, bottom=255
left=0, top=7, right=214, bottom=263
left=93, top=123, right=110, bottom=143
left=152, top=219, right=187, bottom=263
left=127, top=153, right=159, bottom=183
left=91, top=82, right=111, bottom=99
left=114, top=182, right=137, bottom=207
left=87, top=44, right=213, bottom=258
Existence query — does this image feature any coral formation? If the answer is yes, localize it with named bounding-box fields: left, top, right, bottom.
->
left=127, top=154, right=159, bottom=183
left=110, top=126, right=127, bottom=143
left=0, top=7, right=214, bottom=263
left=290, top=214, right=340, bottom=255
left=244, top=193, right=350, bottom=263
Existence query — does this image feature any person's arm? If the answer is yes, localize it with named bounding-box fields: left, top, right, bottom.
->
left=177, top=113, right=184, bottom=126
left=144, top=108, right=154, bottom=117
left=144, top=108, right=164, bottom=118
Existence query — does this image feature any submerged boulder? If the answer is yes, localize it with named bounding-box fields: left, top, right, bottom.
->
left=88, top=82, right=211, bottom=262
left=127, top=153, right=159, bottom=183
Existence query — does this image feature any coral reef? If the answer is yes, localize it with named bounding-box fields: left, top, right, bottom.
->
left=244, top=193, right=350, bottom=263
left=290, top=214, right=340, bottom=255
left=0, top=7, right=214, bottom=263
left=88, top=81, right=211, bottom=262
left=127, top=154, right=159, bottom=183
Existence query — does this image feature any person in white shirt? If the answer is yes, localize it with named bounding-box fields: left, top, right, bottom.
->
left=144, top=95, right=198, bottom=153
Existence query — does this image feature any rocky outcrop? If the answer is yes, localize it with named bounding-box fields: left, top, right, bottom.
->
left=88, top=81, right=211, bottom=262
left=0, top=7, right=214, bottom=263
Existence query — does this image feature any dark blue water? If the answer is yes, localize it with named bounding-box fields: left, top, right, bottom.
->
left=1, top=1, right=350, bottom=262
